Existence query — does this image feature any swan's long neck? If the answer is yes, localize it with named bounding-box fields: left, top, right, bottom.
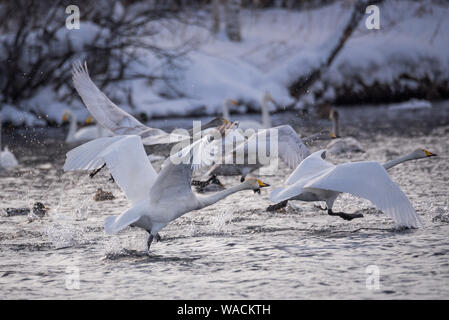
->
left=331, top=114, right=340, bottom=137
left=66, top=111, right=78, bottom=142
left=196, top=183, right=249, bottom=209
left=222, top=101, right=231, bottom=121
left=383, top=152, right=417, bottom=170
left=261, top=97, right=271, bottom=128
left=96, top=124, right=103, bottom=137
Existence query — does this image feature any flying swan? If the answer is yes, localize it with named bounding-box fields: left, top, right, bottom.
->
left=269, top=149, right=436, bottom=228
left=207, top=125, right=336, bottom=181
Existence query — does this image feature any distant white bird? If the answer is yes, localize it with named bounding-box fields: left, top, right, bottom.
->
left=269, top=149, right=434, bottom=228
left=62, top=109, right=112, bottom=144
left=0, top=116, right=18, bottom=169
left=388, top=99, right=432, bottom=111
left=0, top=146, right=18, bottom=169
left=326, top=109, right=364, bottom=154
left=64, top=134, right=270, bottom=253
left=222, top=92, right=275, bottom=132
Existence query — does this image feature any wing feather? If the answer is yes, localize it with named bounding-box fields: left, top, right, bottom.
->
left=304, top=161, right=422, bottom=228
left=64, top=135, right=158, bottom=204
left=72, top=61, right=152, bottom=136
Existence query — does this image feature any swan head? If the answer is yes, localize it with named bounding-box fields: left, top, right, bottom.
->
left=263, top=92, right=275, bottom=104
left=61, top=111, right=70, bottom=123
left=411, top=148, right=437, bottom=159
left=225, top=99, right=238, bottom=107
left=243, top=177, right=270, bottom=194
left=85, top=116, right=94, bottom=124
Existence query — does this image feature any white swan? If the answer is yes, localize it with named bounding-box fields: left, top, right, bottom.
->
left=326, top=109, right=364, bottom=154
left=62, top=109, right=112, bottom=144
left=223, top=92, right=274, bottom=132
left=269, top=148, right=437, bottom=228
left=64, top=134, right=270, bottom=253
left=207, top=126, right=335, bottom=181
left=0, top=116, right=18, bottom=169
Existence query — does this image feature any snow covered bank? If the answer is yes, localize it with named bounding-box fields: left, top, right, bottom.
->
left=1, top=1, right=448, bottom=126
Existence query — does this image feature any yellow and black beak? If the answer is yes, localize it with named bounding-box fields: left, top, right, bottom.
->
left=424, top=149, right=437, bottom=157
left=257, top=179, right=270, bottom=188
left=62, top=114, right=68, bottom=123
left=330, top=131, right=337, bottom=139
left=231, top=100, right=238, bottom=106
left=85, top=116, right=93, bottom=124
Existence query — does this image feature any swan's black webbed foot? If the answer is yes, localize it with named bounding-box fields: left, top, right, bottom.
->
left=240, top=176, right=245, bottom=182
left=266, top=200, right=288, bottom=212
left=89, top=163, right=106, bottom=179
left=328, top=209, right=363, bottom=221
left=109, top=175, right=115, bottom=183
left=155, top=233, right=162, bottom=242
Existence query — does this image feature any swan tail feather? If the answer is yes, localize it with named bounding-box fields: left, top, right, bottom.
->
left=104, top=203, right=144, bottom=234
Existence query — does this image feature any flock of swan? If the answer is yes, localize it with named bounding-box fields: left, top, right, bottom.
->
left=1, top=61, right=438, bottom=255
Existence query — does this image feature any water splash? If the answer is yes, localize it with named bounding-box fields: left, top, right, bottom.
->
left=46, top=223, right=85, bottom=249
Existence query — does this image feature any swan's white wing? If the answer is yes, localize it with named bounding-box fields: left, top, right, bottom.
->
left=64, top=135, right=158, bottom=204
left=270, top=151, right=334, bottom=203
left=72, top=62, right=155, bottom=135
left=63, top=136, right=125, bottom=171
left=168, top=134, right=218, bottom=172
left=149, top=135, right=218, bottom=203
left=218, top=125, right=309, bottom=169
left=285, top=149, right=333, bottom=185
left=305, top=161, right=422, bottom=228
left=274, top=125, right=311, bottom=169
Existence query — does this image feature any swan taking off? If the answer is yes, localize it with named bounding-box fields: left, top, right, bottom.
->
left=64, top=134, right=270, bottom=253
left=269, top=149, right=435, bottom=228
left=207, top=125, right=335, bottom=181
left=71, top=61, right=229, bottom=147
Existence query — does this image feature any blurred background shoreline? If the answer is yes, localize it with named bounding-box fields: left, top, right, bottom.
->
left=1, top=0, right=448, bottom=128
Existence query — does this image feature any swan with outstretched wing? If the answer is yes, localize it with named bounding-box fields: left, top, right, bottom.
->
left=269, top=149, right=434, bottom=228
left=64, top=134, right=270, bottom=253
left=206, top=125, right=335, bottom=181
left=72, top=61, right=229, bottom=145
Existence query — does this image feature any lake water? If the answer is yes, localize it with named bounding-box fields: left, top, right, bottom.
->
left=1, top=101, right=448, bottom=299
